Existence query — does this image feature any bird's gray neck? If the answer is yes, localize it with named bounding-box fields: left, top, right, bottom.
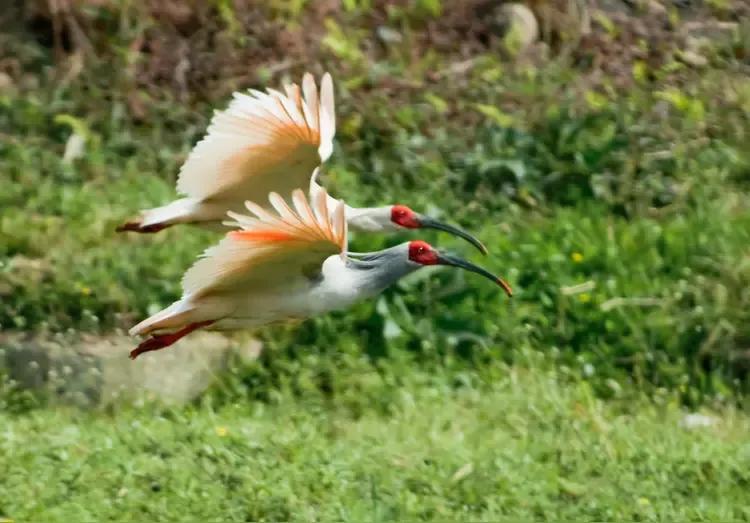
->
left=346, top=244, right=419, bottom=296
left=345, top=205, right=396, bottom=232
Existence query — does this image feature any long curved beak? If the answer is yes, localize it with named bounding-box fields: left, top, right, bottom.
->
left=436, top=252, right=513, bottom=297
left=417, top=215, right=488, bottom=255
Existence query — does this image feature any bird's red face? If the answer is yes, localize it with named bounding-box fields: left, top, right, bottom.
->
left=408, top=240, right=439, bottom=265
left=391, top=205, right=488, bottom=255
left=406, top=240, right=513, bottom=296
left=391, top=205, right=421, bottom=229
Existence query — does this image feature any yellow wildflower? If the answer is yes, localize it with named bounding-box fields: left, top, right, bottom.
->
left=215, top=426, right=228, bottom=437
left=571, top=252, right=584, bottom=263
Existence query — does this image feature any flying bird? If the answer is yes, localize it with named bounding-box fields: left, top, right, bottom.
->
left=128, top=188, right=511, bottom=359
left=117, top=72, right=487, bottom=254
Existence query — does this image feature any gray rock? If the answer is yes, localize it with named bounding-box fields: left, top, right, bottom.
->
left=645, top=0, right=667, bottom=15
left=0, top=72, right=13, bottom=91
left=376, top=26, right=403, bottom=45
left=680, top=49, right=709, bottom=67
left=0, top=331, right=262, bottom=406
left=499, top=4, right=540, bottom=53
left=682, top=21, right=739, bottom=41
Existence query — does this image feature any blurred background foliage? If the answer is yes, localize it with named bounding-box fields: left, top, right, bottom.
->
left=1, top=0, right=750, bottom=408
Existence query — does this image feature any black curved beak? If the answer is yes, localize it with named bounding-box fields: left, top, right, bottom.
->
left=436, top=252, right=513, bottom=297
left=417, top=215, right=488, bottom=255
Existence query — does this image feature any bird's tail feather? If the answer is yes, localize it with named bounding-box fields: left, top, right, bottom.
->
left=116, top=198, right=201, bottom=233
left=129, top=320, right=215, bottom=359
left=129, top=299, right=198, bottom=337
left=129, top=296, right=233, bottom=359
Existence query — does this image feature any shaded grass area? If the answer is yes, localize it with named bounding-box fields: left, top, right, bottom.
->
left=2, top=366, right=750, bottom=522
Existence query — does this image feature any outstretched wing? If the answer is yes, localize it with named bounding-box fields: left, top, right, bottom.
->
left=182, top=187, right=347, bottom=299
left=176, top=72, right=336, bottom=204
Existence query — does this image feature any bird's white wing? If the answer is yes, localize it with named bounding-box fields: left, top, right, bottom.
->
left=182, top=186, right=347, bottom=299
left=176, top=73, right=336, bottom=204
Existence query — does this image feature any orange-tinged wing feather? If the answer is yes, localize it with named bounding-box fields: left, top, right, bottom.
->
left=181, top=187, right=347, bottom=298
left=175, top=73, right=336, bottom=204
left=229, top=230, right=296, bottom=243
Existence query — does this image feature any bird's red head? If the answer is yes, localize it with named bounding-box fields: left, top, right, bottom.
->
left=391, top=205, right=421, bottom=229
left=408, top=240, right=439, bottom=265
left=392, top=205, right=489, bottom=255
left=407, top=240, right=514, bottom=297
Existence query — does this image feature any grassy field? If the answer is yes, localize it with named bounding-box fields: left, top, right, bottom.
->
left=4, top=363, right=750, bottom=522
left=2, top=1, right=750, bottom=520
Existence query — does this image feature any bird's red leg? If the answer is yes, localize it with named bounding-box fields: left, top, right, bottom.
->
left=129, top=320, right=215, bottom=360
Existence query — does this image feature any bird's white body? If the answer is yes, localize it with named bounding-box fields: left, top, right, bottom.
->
left=132, top=246, right=413, bottom=337
left=127, top=187, right=507, bottom=359
left=135, top=186, right=396, bottom=234
left=162, top=255, right=383, bottom=333
left=128, top=186, right=423, bottom=359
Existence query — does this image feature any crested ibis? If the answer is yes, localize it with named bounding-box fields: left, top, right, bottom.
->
left=128, top=188, right=511, bottom=359
left=117, top=72, right=487, bottom=254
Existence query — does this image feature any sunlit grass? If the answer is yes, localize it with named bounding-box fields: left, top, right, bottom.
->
left=2, top=366, right=749, bottom=522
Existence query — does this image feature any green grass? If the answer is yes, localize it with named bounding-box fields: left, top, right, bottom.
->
left=3, top=365, right=750, bottom=522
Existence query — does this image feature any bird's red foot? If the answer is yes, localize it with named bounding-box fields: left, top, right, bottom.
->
left=130, top=320, right=215, bottom=360
left=116, top=221, right=169, bottom=233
